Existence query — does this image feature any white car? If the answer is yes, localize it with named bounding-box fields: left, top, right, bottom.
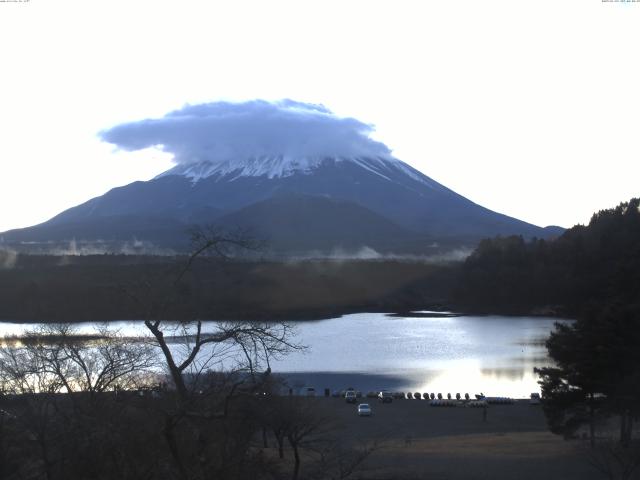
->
left=357, top=403, right=372, bottom=416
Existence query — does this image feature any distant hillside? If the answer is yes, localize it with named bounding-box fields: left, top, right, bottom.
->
left=214, top=193, right=426, bottom=254
left=454, top=197, right=640, bottom=316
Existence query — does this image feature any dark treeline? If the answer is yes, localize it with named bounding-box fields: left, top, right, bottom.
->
left=454, top=198, right=640, bottom=317
left=0, top=255, right=456, bottom=322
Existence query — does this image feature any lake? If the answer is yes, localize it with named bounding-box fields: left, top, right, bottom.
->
left=0, top=313, right=566, bottom=398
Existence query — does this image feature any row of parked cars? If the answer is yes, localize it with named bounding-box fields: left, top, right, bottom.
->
left=340, top=389, right=541, bottom=417
left=306, top=387, right=541, bottom=405
left=347, top=390, right=482, bottom=402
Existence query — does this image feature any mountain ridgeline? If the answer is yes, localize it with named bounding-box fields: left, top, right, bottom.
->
left=0, top=155, right=561, bottom=255
left=454, top=198, right=640, bottom=317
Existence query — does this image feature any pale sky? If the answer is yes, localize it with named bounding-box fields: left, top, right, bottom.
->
left=1, top=0, right=638, bottom=233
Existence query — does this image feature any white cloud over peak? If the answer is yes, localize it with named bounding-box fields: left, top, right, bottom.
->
left=100, top=100, right=392, bottom=164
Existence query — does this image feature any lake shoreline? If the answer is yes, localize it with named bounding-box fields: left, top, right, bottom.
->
left=0, top=304, right=574, bottom=324
left=273, top=371, right=541, bottom=400
left=1, top=313, right=563, bottom=398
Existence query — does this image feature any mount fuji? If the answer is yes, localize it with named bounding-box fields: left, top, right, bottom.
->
left=1, top=154, right=562, bottom=255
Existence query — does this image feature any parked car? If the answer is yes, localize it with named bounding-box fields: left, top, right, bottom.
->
left=305, top=387, right=316, bottom=397
left=345, top=391, right=357, bottom=404
left=378, top=391, right=393, bottom=403
left=357, top=403, right=372, bottom=416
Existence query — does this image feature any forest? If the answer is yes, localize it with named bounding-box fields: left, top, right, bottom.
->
left=454, top=198, right=640, bottom=318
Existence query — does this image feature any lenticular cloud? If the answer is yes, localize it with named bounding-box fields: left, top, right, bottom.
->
left=100, top=99, right=392, bottom=164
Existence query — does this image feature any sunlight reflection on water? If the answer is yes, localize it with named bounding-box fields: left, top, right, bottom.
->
left=0, top=313, right=568, bottom=398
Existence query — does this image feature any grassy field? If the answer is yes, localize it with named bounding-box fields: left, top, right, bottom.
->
left=275, top=397, right=602, bottom=480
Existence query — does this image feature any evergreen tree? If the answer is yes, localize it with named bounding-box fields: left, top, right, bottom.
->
left=536, top=303, right=640, bottom=445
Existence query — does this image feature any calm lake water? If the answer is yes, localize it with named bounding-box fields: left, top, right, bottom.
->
left=0, top=313, right=566, bottom=398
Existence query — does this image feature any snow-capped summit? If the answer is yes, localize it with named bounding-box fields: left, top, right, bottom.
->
left=156, top=155, right=330, bottom=181
left=155, top=154, right=444, bottom=191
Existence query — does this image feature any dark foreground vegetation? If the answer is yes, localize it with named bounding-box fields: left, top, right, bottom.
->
left=0, top=326, right=374, bottom=480
left=0, top=390, right=613, bottom=480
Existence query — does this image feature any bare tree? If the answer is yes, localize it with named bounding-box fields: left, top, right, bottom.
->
left=115, top=226, right=304, bottom=480
left=132, top=226, right=301, bottom=402
left=583, top=439, right=640, bottom=480
left=268, top=397, right=336, bottom=480
left=261, top=395, right=378, bottom=480
left=5, top=324, right=157, bottom=397
left=312, top=439, right=381, bottom=480
left=1, top=341, right=62, bottom=395
left=0, top=324, right=160, bottom=480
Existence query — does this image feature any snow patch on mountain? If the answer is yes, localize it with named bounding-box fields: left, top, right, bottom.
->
left=158, top=155, right=327, bottom=181
left=156, top=154, right=445, bottom=191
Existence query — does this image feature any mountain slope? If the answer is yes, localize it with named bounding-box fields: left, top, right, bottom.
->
left=215, top=193, right=422, bottom=253
left=1, top=155, right=560, bottom=254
